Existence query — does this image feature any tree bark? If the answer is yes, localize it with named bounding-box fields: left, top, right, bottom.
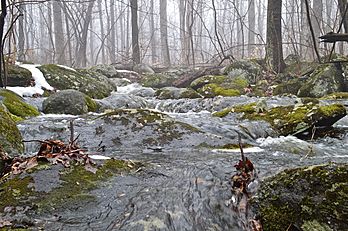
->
left=248, top=0, right=256, bottom=56
left=130, top=0, right=140, bottom=64
left=53, top=1, right=66, bottom=64
left=266, top=0, right=285, bottom=73
left=160, top=0, right=170, bottom=66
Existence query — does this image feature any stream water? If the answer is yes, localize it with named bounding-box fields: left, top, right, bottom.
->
left=17, top=85, right=348, bottom=230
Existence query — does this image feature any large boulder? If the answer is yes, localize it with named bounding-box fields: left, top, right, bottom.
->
left=0, top=65, right=32, bottom=87
left=133, top=63, right=155, bottom=74
left=214, top=102, right=347, bottom=136
left=0, top=89, right=39, bottom=120
left=38, top=64, right=113, bottom=99
left=88, top=64, right=119, bottom=78
left=252, top=163, right=348, bottom=231
left=0, top=104, right=24, bottom=157
left=97, top=93, right=149, bottom=111
left=190, top=75, right=248, bottom=98
left=140, top=73, right=177, bottom=88
left=155, top=87, right=202, bottom=99
left=298, top=63, right=345, bottom=98
left=43, top=89, right=97, bottom=115
left=223, top=59, right=263, bottom=84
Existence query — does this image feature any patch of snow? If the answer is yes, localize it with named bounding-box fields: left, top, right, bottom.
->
left=57, top=64, right=76, bottom=72
left=116, top=70, right=137, bottom=73
left=88, top=154, right=111, bottom=160
left=7, top=86, right=44, bottom=97
left=19, top=64, right=54, bottom=91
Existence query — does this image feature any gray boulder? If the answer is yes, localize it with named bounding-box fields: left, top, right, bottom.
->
left=298, top=63, right=345, bottom=98
left=133, top=63, right=155, bottom=74
left=43, top=90, right=97, bottom=115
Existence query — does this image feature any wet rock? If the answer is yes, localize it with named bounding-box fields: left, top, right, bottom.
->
left=0, top=89, right=39, bottom=120
left=298, top=63, right=345, bottom=98
left=140, top=73, right=177, bottom=88
left=133, top=63, right=155, bottom=74
left=155, top=87, right=202, bottom=99
left=214, top=102, right=347, bottom=136
left=223, top=59, right=263, bottom=84
left=0, top=159, right=139, bottom=229
left=88, top=64, right=119, bottom=78
left=0, top=65, right=32, bottom=87
left=97, top=93, right=149, bottom=111
left=252, top=163, right=348, bottom=231
left=85, top=109, right=233, bottom=149
left=38, top=64, right=113, bottom=99
left=43, top=89, right=97, bottom=115
left=190, top=75, right=247, bottom=98
left=0, top=104, right=24, bottom=156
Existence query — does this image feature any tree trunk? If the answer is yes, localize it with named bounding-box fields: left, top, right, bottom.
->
left=130, top=0, right=140, bottom=64
left=160, top=0, right=171, bottom=66
left=179, top=0, right=187, bottom=65
left=248, top=0, right=256, bottom=56
left=150, top=0, right=157, bottom=64
left=338, top=0, right=348, bottom=33
left=0, top=0, right=7, bottom=87
left=17, top=3, right=25, bottom=61
left=53, top=1, right=66, bottom=64
left=266, top=0, right=285, bottom=73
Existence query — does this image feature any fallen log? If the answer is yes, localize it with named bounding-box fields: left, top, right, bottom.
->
left=172, top=66, right=222, bottom=88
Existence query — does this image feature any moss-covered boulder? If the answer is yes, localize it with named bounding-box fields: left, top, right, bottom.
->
left=298, top=64, right=345, bottom=98
left=43, top=89, right=97, bottom=115
left=155, top=87, right=202, bottom=99
left=0, top=65, right=32, bottom=87
left=214, top=102, right=347, bottom=136
left=0, top=158, right=140, bottom=228
left=273, top=77, right=307, bottom=96
left=78, top=68, right=117, bottom=91
left=133, top=63, right=155, bottom=74
left=252, top=163, right=348, bottom=231
left=38, top=64, right=113, bottom=99
left=0, top=104, right=24, bottom=157
left=223, top=59, right=263, bottom=84
left=140, top=73, right=177, bottom=88
left=190, top=75, right=248, bottom=98
left=320, top=92, right=348, bottom=100
left=284, top=61, right=318, bottom=78
left=0, top=89, right=39, bottom=120
left=88, top=64, right=119, bottom=78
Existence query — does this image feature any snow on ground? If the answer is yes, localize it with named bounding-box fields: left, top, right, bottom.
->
left=57, top=64, right=76, bottom=72
left=4, top=63, right=54, bottom=97
left=6, top=86, right=44, bottom=97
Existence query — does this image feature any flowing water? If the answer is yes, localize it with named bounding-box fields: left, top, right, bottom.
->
left=17, top=85, right=348, bottom=230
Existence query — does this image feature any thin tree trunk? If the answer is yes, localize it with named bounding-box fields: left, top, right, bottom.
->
left=248, top=0, right=256, bottom=56
left=160, top=0, right=170, bottom=66
left=53, top=1, right=66, bottom=64
left=130, top=0, right=140, bottom=64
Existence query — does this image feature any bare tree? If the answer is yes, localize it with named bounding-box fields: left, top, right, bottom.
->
left=130, top=0, right=140, bottom=64
left=160, top=0, right=170, bottom=66
left=53, top=1, right=66, bottom=64
left=266, top=0, right=285, bottom=73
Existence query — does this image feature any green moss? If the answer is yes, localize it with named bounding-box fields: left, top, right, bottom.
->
left=221, top=143, right=253, bottom=149
left=140, top=73, right=176, bottom=88
left=200, top=83, right=240, bottom=97
left=0, top=176, right=34, bottom=211
left=0, top=159, right=140, bottom=215
left=0, top=89, right=39, bottom=118
left=214, top=103, right=346, bottom=136
left=85, top=95, right=98, bottom=112
left=2, top=65, right=32, bottom=87
left=255, top=163, right=348, bottom=231
left=0, top=105, right=24, bottom=154
left=320, top=92, right=348, bottom=100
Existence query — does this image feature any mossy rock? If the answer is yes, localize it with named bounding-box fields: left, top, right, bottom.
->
left=0, top=65, right=32, bottom=87
left=0, top=89, right=39, bottom=119
left=320, top=92, right=348, bottom=100
left=0, top=159, right=141, bottom=218
left=252, top=163, right=348, bottom=231
left=140, top=73, right=177, bottom=88
left=213, top=102, right=347, bottom=136
left=38, top=64, right=113, bottom=99
left=298, top=63, right=345, bottom=98
left=0, top=104, right=24, bottom=157
left=273, top=77, right=307, bottom=96
left=190, top=75, right=246, bottom=98
left=155, top=87, right=202, bottom=99
left=284, top=61, right=318, bottom=77
left=223, top=59, right=263, bottom=84
left=43, top=89, right=98, bottom=115
left=88, top=64, right=119, bottom=78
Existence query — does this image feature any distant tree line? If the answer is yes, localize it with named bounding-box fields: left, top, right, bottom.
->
left=0, top=0, right=347, bottom=73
